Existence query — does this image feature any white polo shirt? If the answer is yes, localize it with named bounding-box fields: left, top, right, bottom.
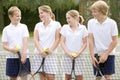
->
left=60, top=24, right=88, bottom=53
left=2, top=23, right=29, bottom=58
left=34, top=20, right=61, bottom=53
left=88, top=17, right=118, bottom=55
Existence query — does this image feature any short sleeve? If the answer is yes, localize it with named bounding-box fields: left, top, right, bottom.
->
left=87, top=19, right=93, bottom=33
left=34, top=23, right=40, bottom=30
left=23, top=24, right=29, bottom=37
left=111, top=21, right=118, bottom=36
left=1, top=28, right=8, bottom=42
left=82, top=26, right=88, bottom=38
left=56, top=21, right=61, bottom=29
left=60, top=25, right=67, bottom=37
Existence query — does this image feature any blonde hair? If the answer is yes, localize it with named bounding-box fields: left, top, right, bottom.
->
left=51, top=13, right=55, bottom=20
left=38, top=5, right=52, bottom=16
left=8, top=6, right=21, bottom=16
left=90, top=0, right=109, bottom=15
left=66, top=10, right=84, bottom=24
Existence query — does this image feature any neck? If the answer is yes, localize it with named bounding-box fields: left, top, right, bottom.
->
left=70, top=23, right=79, bottom=31
left=43, top=18, right=51, bottom=27
left=97, top=16, right=107, bottom=24
left=11, top=22, right=19, bottom=26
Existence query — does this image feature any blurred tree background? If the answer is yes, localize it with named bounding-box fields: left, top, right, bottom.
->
left=0, top=0, right=120, bottom=34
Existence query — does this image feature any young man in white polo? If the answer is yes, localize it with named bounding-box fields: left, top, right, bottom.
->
left=88, top=1, right=118, bottom=80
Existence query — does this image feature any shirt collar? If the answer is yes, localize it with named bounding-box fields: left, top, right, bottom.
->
left=68, top=23, right=82, bottom=31
left=10, top=23, right=21, bottom=27
left=41, top=19, right=53, bottom=27
left=95, top=17, right=109, bottom=24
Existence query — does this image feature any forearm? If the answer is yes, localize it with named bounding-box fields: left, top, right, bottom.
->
left=78, top=37, right=87, bottom=55
left=50, top=39, right=60, bottom=51
left=22, top=37, right=28, bottom=53
left=50, top=28, right=61, bottom=51
left=21, top=37, right=29, bottom=58
left=3, top=45, right=12, bottom=52
left=60, top=41, right=69, bottom=55
left=34, top=39, right=43, bottom=53
left=105, top=37, right=118, bottom=55
left=78, top=43, right=87, bottom=55
left=88, top=33, right=95, bottom=58
left=2, top=42, right=16, bottom=53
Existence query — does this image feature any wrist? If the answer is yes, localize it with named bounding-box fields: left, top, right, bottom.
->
left=91, top=54, right=95, bottom=59
left=104, top=52, right=109, bottom=56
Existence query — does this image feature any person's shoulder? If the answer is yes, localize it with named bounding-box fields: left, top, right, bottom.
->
left=3, top=24, right=11, bottom=31
left=107, top=17, right=116, bottom=23
left=79, top=24, right=87, bottom=30
left=51, top=20, right=61, bottom=25
left=20, top=23, right=27, bottom=27
left=19, top=23, right=29, bottom=30
left=52, top=20, right=59, bottom=23
left=62, top=24, right=69, bottom=28
left=35, top=22, right=42, bottom=26
left=51, top=20, right=61, bottom=29
left=34, top=22, right=43, bottom=28
left=88, top=18, right=96, bottom=23
left=80, top=24, right=86, bottom=27
left=61, top=24, right=70, bottom=31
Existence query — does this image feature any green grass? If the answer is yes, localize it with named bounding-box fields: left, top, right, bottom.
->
left=0, top=32, right=2, bottom=37
left=118, top=33, right=120, bottom=37
left=29, top=32, right=33, bottom=37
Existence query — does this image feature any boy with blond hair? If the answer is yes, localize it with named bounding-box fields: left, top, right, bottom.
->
left=2, top=6, right=30, bottom=80
left=88, top=1, right=118, bottom=80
